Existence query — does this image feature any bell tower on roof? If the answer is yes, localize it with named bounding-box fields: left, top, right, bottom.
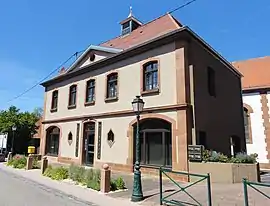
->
left=120, top=6, right=142, bottom=36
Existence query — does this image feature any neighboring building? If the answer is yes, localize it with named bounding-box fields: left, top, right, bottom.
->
left=233, top=57, right=270, bottom=168
left=40, top=11, right=245, bottom=174
left=31, top=118, right=42, bottom=154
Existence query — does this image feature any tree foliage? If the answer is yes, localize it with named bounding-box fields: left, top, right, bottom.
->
left=0, top=106, right=40, bottom=134
left=0, top=106, right=41, bottom=154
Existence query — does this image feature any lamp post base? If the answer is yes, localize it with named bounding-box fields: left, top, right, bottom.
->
left=131, top=170, right=144, bottom=202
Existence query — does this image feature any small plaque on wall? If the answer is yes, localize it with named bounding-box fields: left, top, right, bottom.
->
left=97, top=122, right=102, bottom=159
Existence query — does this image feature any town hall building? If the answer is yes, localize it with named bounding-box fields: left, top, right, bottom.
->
left=40, top=11, right=246, bottom=174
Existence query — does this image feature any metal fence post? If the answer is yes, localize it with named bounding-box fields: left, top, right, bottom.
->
left=159, top=167, right=163, bottom=205
left=207, top=173, right=212, bottom=206
left=243, top=178, right=249, bottom=206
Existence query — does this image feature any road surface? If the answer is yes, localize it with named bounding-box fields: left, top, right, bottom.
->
left=0, top=168, right=95, bottom=206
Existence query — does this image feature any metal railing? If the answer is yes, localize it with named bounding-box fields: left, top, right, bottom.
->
left=159, top=167, right=212, bottom=206
left=243, top=178, right=270, bottom=206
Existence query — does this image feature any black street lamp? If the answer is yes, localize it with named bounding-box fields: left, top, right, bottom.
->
left=131, top=95, right=145, bottom=202
left=11, top=125, right=16, bottom=154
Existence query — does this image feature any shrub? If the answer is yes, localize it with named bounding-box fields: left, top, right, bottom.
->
left=110, top=180, right=117, bottom=191
left=32, top=157, right=41, bottom=169
left=209, top=151, right=229, bottom=163
left=83, top=168, right=94, bottom=185
left=44, top=164, right=126, bottom=192
left=110, top=177, right=126, bottom=191
left=230, top=152, right=257, bottom=164
left=84, top=168, right=101, bottom=191
left=7, top=155, right=27, bottom=169
left=114, top=177, right=125, bottom=190
left=69, top=164, right=86, bottom=182
left=67, top=165, right=102, bottom=191
left=44, top=166, right=68, bottom=180
left=43, top=165, right=53, bottom=177
left=7, top=159, right=14, bottom=166
left=202, top=150, right=212, bottom=162
left=201, top=150, right=258, bottom=164
left=87, top=180, right=100, bottom=191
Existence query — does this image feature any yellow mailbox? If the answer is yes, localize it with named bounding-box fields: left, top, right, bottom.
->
left=28, top=146, right=35, bottom=154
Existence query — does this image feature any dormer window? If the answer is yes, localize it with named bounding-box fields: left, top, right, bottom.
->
left=122, top=22, right=131, bottom=36
left=120, top=7, right=142, bottom=36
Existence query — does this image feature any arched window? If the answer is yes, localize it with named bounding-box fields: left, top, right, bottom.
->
left=133, top=118, right=172, bottom=167
left=243, top=107, right=252, bottom=143
left=106, top=73, right=118, bottom=99
left=142, top=61, right=159, bottom=92
left=68, top=85, right=77, bottom=107
left=45, top=126, right=60, bottom=156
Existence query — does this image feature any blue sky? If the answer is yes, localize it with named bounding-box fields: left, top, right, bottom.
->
left=0, top=0, right=269, bottom=112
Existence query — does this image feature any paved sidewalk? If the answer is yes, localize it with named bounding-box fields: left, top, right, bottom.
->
left=0, top=163, right=137, bottom=206
left=1, top=162, right=270, bottom=206
left=108, top=171, right=270, bottom=206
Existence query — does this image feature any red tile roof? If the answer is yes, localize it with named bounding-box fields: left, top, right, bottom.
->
left=232, top=56, right=270, bottom=90
left=100, top=14, right=182, bottom=50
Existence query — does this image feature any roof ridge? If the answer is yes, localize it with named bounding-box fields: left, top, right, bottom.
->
left=232, top=56, right=270, bottom=63
left=98, top=13, right=174, bottom=46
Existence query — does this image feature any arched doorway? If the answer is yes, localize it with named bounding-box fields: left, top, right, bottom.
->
left=45, top=126, right=60, bottom=156
left=133, top=118, right=172, bottom=167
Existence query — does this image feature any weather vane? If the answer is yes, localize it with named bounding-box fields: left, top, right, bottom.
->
left=128, top=6, right=133, bottom=17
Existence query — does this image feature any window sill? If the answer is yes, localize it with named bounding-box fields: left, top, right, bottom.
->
left=105, top=97, right=118, bottom=103
left=50, top=108, right=57, bottom=113
left=84, top=101, right=95, bottom=106
left=141, top=88, right=160, bottom=96
left=67, top=104, right=76, bottom=110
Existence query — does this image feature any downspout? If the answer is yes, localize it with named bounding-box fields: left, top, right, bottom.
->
left=189, top=64, right=197, bottom=145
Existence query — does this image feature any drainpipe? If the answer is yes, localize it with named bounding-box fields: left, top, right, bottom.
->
left=189, top=64, right=197, bottom=145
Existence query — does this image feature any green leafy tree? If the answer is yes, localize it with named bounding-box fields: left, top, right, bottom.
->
left=0, top=106, right=40, bottom=154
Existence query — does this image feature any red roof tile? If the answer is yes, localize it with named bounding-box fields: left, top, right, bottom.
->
left=232, top=56, right=270, bottom=90
left=100, top=14, right=182, bottom=50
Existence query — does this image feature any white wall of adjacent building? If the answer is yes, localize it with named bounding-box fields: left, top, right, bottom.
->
left=243, top=93, right=268, bottom=163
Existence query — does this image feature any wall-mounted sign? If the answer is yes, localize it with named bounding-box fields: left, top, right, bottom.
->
left=188, top=145, right=203, bottom=162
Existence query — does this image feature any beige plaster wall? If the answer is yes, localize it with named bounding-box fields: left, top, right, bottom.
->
left=44, top=121, right=82, bottom=160
left=95, top=111, right=178, bottom=165
left=44, top=42, right=178, bottom=121
left=44, top=111, right=178, bottom=166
